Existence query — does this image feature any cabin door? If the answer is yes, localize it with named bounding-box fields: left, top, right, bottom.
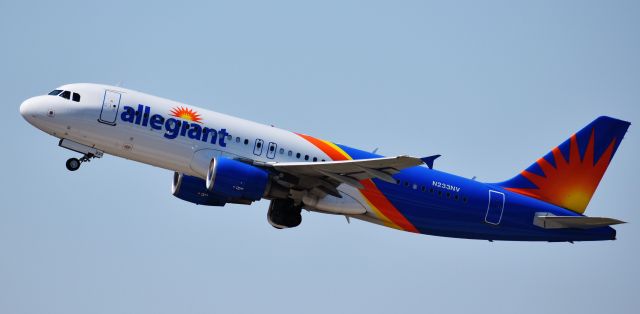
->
left=485, top=190, right=505, bottom=225
left=99, top=90, right=121, bottom=125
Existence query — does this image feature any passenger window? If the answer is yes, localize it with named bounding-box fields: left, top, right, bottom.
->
left=313, top=157, right=317, bottom=162
left=279, top=148, right=284, bottom=154
left=296, top=153, right=301, bottom=159
left=288, top=150, right=293, bottom=156
left=72, top=93, right=80, bottom=102
left=404, top=181, right=409, bottom=187
left=270, top=145, right=275, bottom=152
left=421, top=186, right=426, bottom=192
left=60, top=91, right=71, bottom=99
left=257, top=142, right=262, bottom=148
left=227, top=135, right=232, bottom=141
left=412, top=184, right=418, bottom=190
left=304, top=155, right=309, bottom=161
left=244, top=139, right=249, bottom=145
left=48, top=90, right=62, bottom=95
left=236, top=137, right=241, bottom=143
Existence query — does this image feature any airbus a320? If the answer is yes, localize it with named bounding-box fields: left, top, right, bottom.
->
left=20, top=83, right=631, bottom=242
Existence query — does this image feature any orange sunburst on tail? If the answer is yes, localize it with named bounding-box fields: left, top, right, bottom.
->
left=497, top=116, right=630, bottom=214
left=505, top=131, right=614, bottom=213
left=170, top=106, right=202, bottom=123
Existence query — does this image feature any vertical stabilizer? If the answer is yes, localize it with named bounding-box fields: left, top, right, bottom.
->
left=496, top=116, right=630, bottom=214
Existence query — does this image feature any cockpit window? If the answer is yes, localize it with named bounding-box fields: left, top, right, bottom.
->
left=51, top=89, right=81, bottom=102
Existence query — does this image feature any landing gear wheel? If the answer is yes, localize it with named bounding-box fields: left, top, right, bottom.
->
left=65, top=153, right=97, bottom=172
left=66, top=158, right=81, bottom=171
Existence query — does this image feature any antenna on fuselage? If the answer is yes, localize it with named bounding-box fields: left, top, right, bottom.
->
left=371, top=148, right=379, bottom=154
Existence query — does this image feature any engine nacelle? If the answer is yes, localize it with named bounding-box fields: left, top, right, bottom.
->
left=172, top=157, right=270, bottom=206
left=171, top=157, right=269, bottom=206
left=172, top=173, right=228, bottom=206
left=205, top=157, right=270, bottom=201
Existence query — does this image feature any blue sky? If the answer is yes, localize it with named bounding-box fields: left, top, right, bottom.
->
left=1, top=1, right=639, bottom=313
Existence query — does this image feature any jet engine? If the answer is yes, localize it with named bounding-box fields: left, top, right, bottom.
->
left=172, top=173, right=228, bottom=206
left=172, top=156, right=270, bottom=206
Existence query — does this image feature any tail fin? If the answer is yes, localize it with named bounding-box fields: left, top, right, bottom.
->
left=496, top=116, right=630, bottom=214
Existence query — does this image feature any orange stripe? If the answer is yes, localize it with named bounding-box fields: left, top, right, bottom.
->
left=295, top=133, right=350, bottom=161
left=295, top=133, right=418, bottom=232
left=359, top=180, right=419, bottom=233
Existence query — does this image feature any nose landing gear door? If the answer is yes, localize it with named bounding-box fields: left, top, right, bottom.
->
left=98, top=90, right=121, bottom=125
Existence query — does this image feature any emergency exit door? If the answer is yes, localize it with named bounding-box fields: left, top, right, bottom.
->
left=253, top=139, right=264, bottom=156
left=266, top=142, right=277, bottom=159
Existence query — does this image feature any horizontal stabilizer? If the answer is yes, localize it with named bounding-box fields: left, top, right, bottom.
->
left=534, top=212, right=625, bottom=229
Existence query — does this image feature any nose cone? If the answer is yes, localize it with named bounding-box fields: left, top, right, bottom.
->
left=20, top=97, right=37, bottom=119
left=20, top=96, right=50, bottom=127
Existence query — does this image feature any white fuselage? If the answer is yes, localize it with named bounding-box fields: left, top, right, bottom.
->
left=20, top=83, right=375, bottom=221
left=22, top=83, right=334, bottom=177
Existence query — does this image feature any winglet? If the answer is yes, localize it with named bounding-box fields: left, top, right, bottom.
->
left=421, top=155, right=441, bottom=169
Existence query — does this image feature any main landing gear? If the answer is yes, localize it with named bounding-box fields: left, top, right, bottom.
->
left=267, top=199, right=303, bottom=229
left=65, top=153, right=98, bottom=171
left=59, top=139, right=104, bottom=172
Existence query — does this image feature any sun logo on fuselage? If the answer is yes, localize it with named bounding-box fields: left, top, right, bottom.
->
left=170, top=106, right=202, bottom=123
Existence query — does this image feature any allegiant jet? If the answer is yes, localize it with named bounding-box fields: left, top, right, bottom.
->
left=20, top=83, right=631, bottom=242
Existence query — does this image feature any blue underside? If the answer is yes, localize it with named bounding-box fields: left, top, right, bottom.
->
left=337, top=145, right=616, bottom=242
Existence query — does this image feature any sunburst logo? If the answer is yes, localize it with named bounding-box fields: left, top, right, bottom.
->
left=505, top=129, right=616, bottom=214
left=169, top=106, right=202, bottom=123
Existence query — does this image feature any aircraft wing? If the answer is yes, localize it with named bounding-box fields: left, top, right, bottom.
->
left=254, top=155, right=425, bottom=196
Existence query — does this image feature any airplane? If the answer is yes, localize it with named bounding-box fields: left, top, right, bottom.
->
left=20, top=83, right=631, bottom=242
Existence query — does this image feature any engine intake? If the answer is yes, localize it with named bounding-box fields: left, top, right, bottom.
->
left=206, top=157, right=269, bottom=201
